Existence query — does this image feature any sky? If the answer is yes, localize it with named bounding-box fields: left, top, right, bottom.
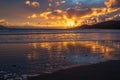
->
left=0, top=0, right=120, bottom=28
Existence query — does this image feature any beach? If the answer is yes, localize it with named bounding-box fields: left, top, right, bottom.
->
left=28, top=60, right=120, bottom=80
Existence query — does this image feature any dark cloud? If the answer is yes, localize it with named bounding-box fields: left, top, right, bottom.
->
left=66, top=8, right=92, bottom=18
left=44, top=8, right=92, bottom=19
left=48, top=11, right=62, bottom=16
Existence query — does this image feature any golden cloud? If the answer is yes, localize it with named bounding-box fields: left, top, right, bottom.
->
left=25, top=0, right=120, bottom=28
left=28, top=14, right=37, bottom=18
left=31, top=1, right=40, bottom=7
left=0, top=19, right=8, bottom=25
left=0, top=19, right=12, bottom=26
left=25, top=0, right=30, bottom=6
left=25, top=0, right=40, bottom=8
left=48, top=0, right=66, bottom=9
left=105, top=0, right=120, bottom=8
left=27, top=7, right=120, bottom=28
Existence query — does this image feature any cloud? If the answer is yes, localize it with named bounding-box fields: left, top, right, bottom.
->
left=27, top=7, right=120, bottom=27
left=39, top=8, right=92, bottom=20
left=31, top=1, right=40, bottom=7
left=0, top=19, right=12, bottom=26
left=105, top=0, right=120, bottom=8
left=66, top=8, right=92, bottom=18
left=27, top=14, right=37, bottom=18
left=0, top=19, right=8, bottom=25
left=25, top=0, right=30, bottom=6
left=25, top=0, right=40, bottom=8
left=25, top=0, right=120, bottom=28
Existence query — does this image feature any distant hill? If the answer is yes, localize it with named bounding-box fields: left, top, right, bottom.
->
left=0, top=25, right=7, bottom=29
left=0, top=20, right=120, bottom=30
left=75, top=20, right=120, bottom=29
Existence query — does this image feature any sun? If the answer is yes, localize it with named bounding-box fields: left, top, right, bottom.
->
left=67, top=20, right=75, bottom=27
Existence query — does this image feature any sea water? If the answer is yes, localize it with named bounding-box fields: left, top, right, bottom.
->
left=0, top=29, right=120, bottom=75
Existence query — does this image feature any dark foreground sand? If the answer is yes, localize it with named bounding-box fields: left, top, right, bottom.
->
left=28, top=60, right=120, bottom=80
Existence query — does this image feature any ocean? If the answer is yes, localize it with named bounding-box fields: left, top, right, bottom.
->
left=0, top=29, right=120, bottom=75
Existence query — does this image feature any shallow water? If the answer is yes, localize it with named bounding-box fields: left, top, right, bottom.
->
left=0, top=30, right=120, bottom=74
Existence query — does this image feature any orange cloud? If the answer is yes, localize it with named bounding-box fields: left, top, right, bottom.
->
left=0, top=19, right=12, bottom=26
left=26, top=7, right=120, bottom=28
left=48, top=0, right=66, bottom=9
left=25, top=0, right=40, bottom=8
left=24, top=0, right=120, bottom=28
left=31, top=1, right=40, bottom=7
left=105, top=0, right=120, bottom=8
left=28, top=14, right=37, bottom=18
left=0, top=19, right=8, bottom=25
left=25, top=0, right=30, bottom=6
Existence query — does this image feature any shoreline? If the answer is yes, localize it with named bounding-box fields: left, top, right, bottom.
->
left=28, top=60, right=120, bottom=80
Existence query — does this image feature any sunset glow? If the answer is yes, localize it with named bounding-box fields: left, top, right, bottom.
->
left=0, top=0, right=120, bottom=28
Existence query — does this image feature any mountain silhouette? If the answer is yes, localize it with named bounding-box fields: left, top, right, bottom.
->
left=0, top=25, right=7, bottom=29
left=75, top=20, right=120, bottom=29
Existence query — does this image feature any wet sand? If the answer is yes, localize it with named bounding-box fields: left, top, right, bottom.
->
left=28, top=60, right=120, bottom=80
